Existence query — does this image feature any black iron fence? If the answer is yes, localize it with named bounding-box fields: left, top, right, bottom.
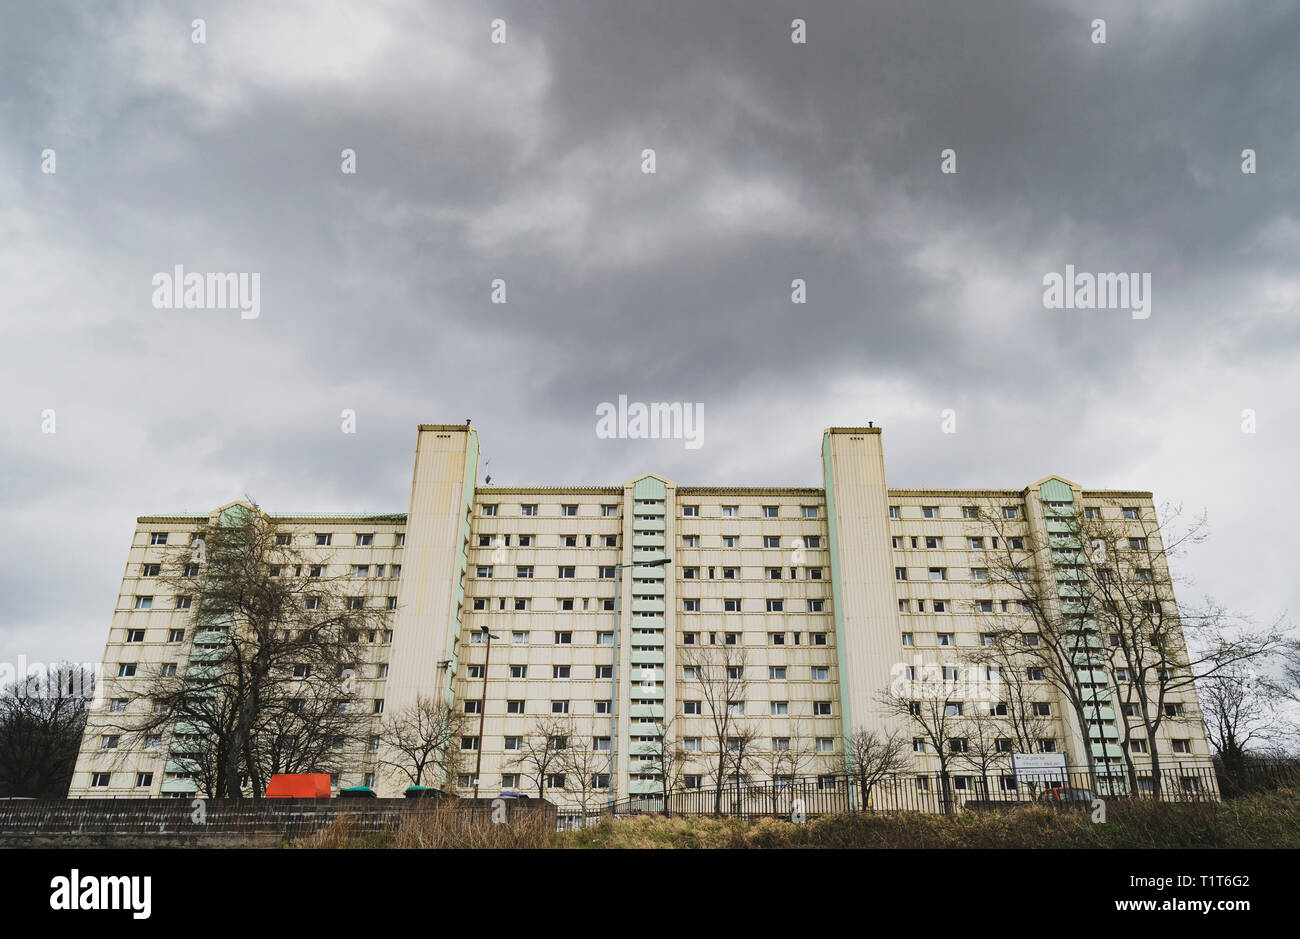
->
left=589, top=760, right=1300, bottom=821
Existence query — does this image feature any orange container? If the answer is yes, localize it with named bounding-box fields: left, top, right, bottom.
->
left=265, top=773, right=333, bottom=798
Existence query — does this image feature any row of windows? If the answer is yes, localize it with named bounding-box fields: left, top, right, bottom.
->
left=479, top=504, right=823, bottom=519
left=144, top=531, right=406, bottom=548
left=463, top=628, right=830, bottom=647
left=887, top=505, right=1142, bottom=521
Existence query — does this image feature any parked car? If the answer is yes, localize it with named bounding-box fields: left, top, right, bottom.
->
left=1038, top=787, right=1098, bottom=809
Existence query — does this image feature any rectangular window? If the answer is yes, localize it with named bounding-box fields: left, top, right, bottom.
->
left=684, top=700, right=701, bottom=715
left=682, top=505, right=699, bottom=517
left=929, top=568, right=947, bottom=581
left=1002, top=507, right=1019, bottom=519
left=763, top=536, right=780, bottom=549
left=315, top=533, right=332, bottom=546
left=765, top=599, right=784, bottom=612
left=552, top=665, right=571, bottom=679
left=554, top=631, right=572, bottom=644
left=762, top=506, right=779, bottom=518
left=812, top=701, right=831, bottom=716
left=811, top=666, right=829, bottom=680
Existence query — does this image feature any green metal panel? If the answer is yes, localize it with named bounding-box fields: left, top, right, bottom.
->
left=630, top=650, right=664, bottom=665
left=1039, top=479, right=1074, bottom=503
left=632, top=534, right=665, bottom=548
left=632, top=582, right=665, bottom=595
left=160, top=779, right=197, bottom=793
left=631, top=633, right=664, bottom=646
left=629, top=779, right=664, bottom=794
left=632, top=477, right=667, bottom=500
left=631, top=599, right=664, bottom=613
left=634, top=503, right=665, bottom=515
left=632, top=565, right=667, bottom=579
left=633, top=518, right=665, bottom=532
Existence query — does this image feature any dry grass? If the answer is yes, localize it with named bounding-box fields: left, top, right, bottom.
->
left=559, top=788, right=1300, bottom=849
left=293, top=787, right=1300, bottom=849
left=294, top=802, right=555, bottom=849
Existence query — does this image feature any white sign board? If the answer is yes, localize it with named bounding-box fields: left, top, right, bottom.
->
left=1012, top=753, right=1067, bottom=781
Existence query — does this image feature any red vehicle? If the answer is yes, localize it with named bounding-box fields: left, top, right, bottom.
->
left=265, top=773, right=332, bottom=798
left=1038, top=786, right=1098, bottom=809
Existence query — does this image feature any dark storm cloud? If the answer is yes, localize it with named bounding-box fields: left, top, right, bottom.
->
left=1, top=0, right=1296, bottom=665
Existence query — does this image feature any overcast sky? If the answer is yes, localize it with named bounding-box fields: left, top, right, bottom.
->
left=2, top=0, right=1297, bottom=668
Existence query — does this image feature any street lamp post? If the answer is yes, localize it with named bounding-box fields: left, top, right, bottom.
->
left=472, top=625, right=498, bottom=800
left=608, top=555, right=671, bottom=811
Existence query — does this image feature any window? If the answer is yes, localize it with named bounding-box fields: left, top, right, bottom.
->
left=1084, top=507, right=1101, bottom=519
left=925, top=537, right=941, bottom=550
left=770, top=701, right=789, bottom=716
left=125, top=629, right=145, bottom=643
left=768, top=666, right=787, bottom=680
left=763, top=536, right=780, bottom=549
left=765, top=599, right=784, bottom=613
left=396, top=533, right=405, bottom=546
left=812, top=632, right=827, bottom=646
left=557, top=566, right=575, bottom=579
left=355, top=533, right=373, bottom=546
left=685, top=775, right=702, bottom=789
left=1123, top=507, right=1140, bottom=520
left=595, top=665, right=612, bottom=679
left=387, top=596, right=398, bottom=610
left=725, top=632, right=739, bottom=645
left=1037, top=739, right=1057, bottom=753
left=554, top=631, right=572, bottom=644
left=602, top=504, right=619, bottom=517
left=763, top=506, right=779, bottom=518
left=804, top=536, right=822, bottom=549
left=352, top=564, right=369, bottom=577
left=516, top=566, right=533, bottom=578
left=684, top=701, right=701, bottom=715
left=921, top=506, right=938, bottom=519
left=481, top=504, right=498, bottom=516
left=464, top=700, right=482, bottom=714
left=315, top=533, right=332, bottom=546
left=506, top=700, right=525, bottom=714
left=551, top=701, right=569, bottom=714
left=347, top=597, right=364, bottom=610
left=682, top=632, right=698, bottom=645
left=929, top=568, right=947, bottom=581
left=889, top=506, right=900, bottom=519
left=552, top=665, right=571, bottom=679
left=1128, top=738, right=1149, bottom=754
left=1033, top=702, right=1052, bottom=717
left=682, top=505, right=699, bottom=517
left=811, top=666, right=829, bottom=681
left=1164, top=703, right=1186, bottom=718
left=802, top=506, right=819, bottom=519
left=723, top=599, right=741, bottom=613
left=937, top=633, right=954, bottom=647
left=1027, top=668, right=1045, bottom=681
left=117, top=664, right=137, bottom=677
left=682, top=535, right=700, bottom=548
left=1002, top=507, right=1019, bottom=519
left=520, top=504, right=538, bottom=516
left=807, top=599, right=824, bottom=613
left=167, top=629, right=185, bottom=642
left=901, top=633, right=914, bottom=647
left=135, top=772, right=154, bottom=787
left=1129, top=537, right=1148, bottom=550
left=813, top=701, right=831, bottom=715
left=100, top=734, right=120, bottom=749
left=895, top=567, right=908, bottom=581
left=682, top=599, right=700, bottom=613
left=91, top=773, right=111, bottom=788
left=948, top=738, right=969, bottom=754
left=722, top=506, right=739, bottom=518
left=723, top=567, right=738, bottom=579
left=133, top=596, right=153, bottom=610
left=559, top=504, right=578, bottom=516
left=944, top=702, right=964, bottom=717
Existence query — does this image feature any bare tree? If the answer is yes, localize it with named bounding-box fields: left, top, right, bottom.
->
left=560, top=731, right=612, bottom=818
left=0, top=664, right=96, bottom=798
left=839, top=727, right=909, bottom=810
left=878, top=661, right=969, bottom=814
left=110, top=503, right=389, bottom=797
left=680, top=643, right=753, bottom=814
left=378, top=695, right=464, bottom=790
left=511, top=714, right=573, bottom=800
